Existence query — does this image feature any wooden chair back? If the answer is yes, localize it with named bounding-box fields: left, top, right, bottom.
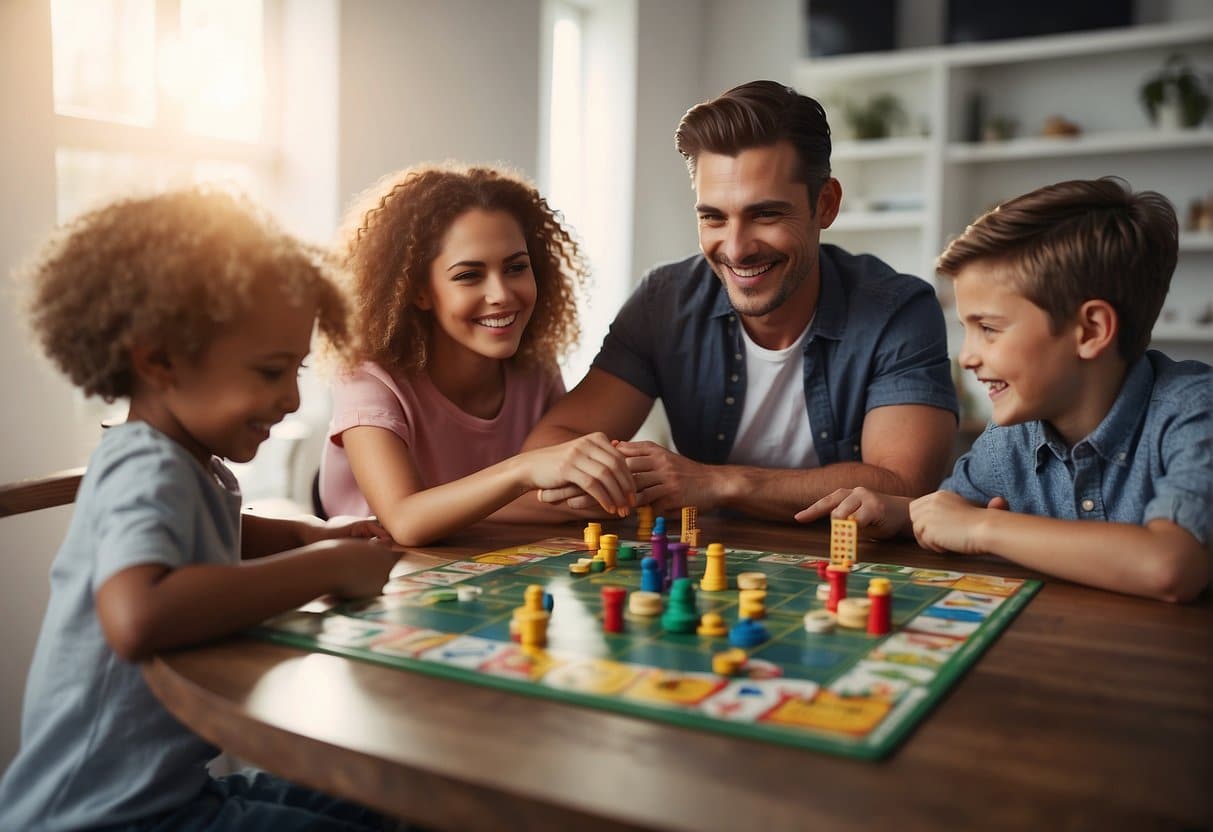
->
left=0, top=467, right=85, bottom=517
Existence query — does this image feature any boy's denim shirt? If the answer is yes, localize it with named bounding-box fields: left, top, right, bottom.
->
left=592, top=245, right=958, bottom=465
left=943, top=351, right=1213, bottom=545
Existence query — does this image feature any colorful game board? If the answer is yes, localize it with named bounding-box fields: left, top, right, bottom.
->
left=252, top=538, right=1040, bottom=760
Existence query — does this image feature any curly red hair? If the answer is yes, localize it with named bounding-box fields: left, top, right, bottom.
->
left=335, top=163, right=586, bottom=376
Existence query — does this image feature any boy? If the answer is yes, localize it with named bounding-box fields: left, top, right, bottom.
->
left=796, top=178, right=1211, bottom=602
left=0, top=187, right=400, bottom=830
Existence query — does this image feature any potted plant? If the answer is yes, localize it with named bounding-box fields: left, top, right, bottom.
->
left=842, top=93, right=907, bottom=140
left=1140, top=54, right=1211, bottom=129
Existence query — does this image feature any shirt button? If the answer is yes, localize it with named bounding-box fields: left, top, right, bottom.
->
left=1081, top=499, right=1095, bottom=512
left=853, top=444, right=860, bottom=452
left=820, top=431, right=829, bottom=439
left=725, top=396, right=735, bottom=405
left=716, top=433, right=726, bottom=441
left=730, top=373, right=739, bottom=382
left=1116, top=452, right=1126, bottom=461
left=734, top=353, right=743, bottom=361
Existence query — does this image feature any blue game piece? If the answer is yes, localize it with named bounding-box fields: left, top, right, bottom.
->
left=728, top=618, right=770, bottom=648
left=652, top=516, right=666, bottom=536
left=543, top=591, right=554, bottom=612
left=640, top=556, right=663, bottom=593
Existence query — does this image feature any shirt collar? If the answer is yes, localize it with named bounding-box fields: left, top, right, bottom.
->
left=1030, top=354, right=1153, bottom=469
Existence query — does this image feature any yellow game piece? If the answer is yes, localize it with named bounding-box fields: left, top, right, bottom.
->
left=569, top=562, right=590, bottom=575
left=599, top=533, right=619, bottom=568
left=679, top=506, right=698, bottom=544
left=696, top=612, right=728, bottom=637
left=830, top=516, right=858, bottom=566
left=700, top=542, right=728, bottom=591
left=712, top=648, right=748, bottom=676
left=738, top=588, right=768, bottom=620
left=515, top=608, right=549, bottom=648
left=584, top=522, right=602, bottom=550
left=736, top=572, right=768, bottom=591
left=524, top=584, right=545, bottom=613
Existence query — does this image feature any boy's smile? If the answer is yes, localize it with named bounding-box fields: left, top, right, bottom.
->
left=954, top=262, right=1088, bottom=441
left=142, top=278, right=318, bottom=466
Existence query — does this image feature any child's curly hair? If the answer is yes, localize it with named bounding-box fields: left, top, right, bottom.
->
left=18, top=186, right=351, bottom=401
left=336, top=163, right=586, bottom=376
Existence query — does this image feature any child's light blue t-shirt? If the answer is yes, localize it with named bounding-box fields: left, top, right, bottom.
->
left=943, top=350, right=1213, bottom=545
left=0, top=422, right=243, bottom=831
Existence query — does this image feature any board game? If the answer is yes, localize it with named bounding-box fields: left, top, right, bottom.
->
left=252, top=533, right=1040, bottom=760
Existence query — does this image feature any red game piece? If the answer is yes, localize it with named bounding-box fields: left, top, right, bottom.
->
left=867, top=578, right=892, bottom=635
left=602, top=586, right=627, bottom=633
left=814, top=560, right=829, bottom=580
left=826, top=565, right=848, bottom=613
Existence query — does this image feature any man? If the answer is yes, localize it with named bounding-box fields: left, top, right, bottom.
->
left=525, top=80, right=957, bottom=521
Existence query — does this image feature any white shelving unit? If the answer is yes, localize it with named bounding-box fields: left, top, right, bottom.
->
left=795, top=19, right=1213, bottom=419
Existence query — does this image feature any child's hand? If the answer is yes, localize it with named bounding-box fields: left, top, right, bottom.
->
left=528, top=433, right=635, bottom=517
left=326, top=539, right=399, bottom=599
left=794, top=487, right=908, bottom=540
left=908, top=491, right=990, bottom=554
left=301, top=515, right=390, bottom=545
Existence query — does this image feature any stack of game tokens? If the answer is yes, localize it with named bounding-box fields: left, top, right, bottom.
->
left=736, top=572, right=768, bottom=591
left=628, top=590, right=663, bottom=617
left=836, top=598, right=872, bottom=629
left=803, top=609, right=836, bottom=633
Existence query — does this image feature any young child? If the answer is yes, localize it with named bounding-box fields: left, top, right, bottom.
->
left=0, top=188, right=401, bottom=831
left=796, top=178, right=1211, bottom=602
left=319, top=163, right=634, bottom=546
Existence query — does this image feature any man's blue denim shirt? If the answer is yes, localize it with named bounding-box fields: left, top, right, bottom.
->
left=943, top=351, right=1213, bottom=545
left=592, top=246, right=958, bottom=466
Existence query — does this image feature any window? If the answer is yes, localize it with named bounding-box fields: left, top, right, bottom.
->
left=49, top=0, right=301, bottom=503
left=541, top=0, right=637, bottom=388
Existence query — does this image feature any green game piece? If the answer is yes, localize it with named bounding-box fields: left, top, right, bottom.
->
left=590, top=558, right=606, bottom=573
left=618, top=544, right=636, bottom=561
left=422, top=588, right=458, bottom=604
left=661, top=578, right=699, bottom=633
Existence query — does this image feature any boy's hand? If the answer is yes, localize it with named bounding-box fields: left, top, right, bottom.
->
left=908, top=491, right=991, bottom=554
left=794, top=487, right=908, bottom=540
left=300, top=515, right=390, bottom=545
left=325, top=539, right=399, bottom=599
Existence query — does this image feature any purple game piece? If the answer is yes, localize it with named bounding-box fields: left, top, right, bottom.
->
left=668, top=542, right=689, bottom=584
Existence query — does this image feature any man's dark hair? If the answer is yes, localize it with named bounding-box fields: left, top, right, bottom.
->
left=674, top=80, right=832, bottom=203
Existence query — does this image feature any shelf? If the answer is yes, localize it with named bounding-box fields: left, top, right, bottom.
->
left=832, top=136, right=931, bottom=161
left=1179, top=231, right=1213, bottom=252
left=798, top=20, right=1213, bottom=76
left=829, top=210, right=925, bottom=232
left=946, top=129, right=1213, bottom=162
left=1151, top=324, right=1213, bottom=343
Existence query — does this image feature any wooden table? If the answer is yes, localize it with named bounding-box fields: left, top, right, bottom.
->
left=144, top=518, right=1212, bottom=831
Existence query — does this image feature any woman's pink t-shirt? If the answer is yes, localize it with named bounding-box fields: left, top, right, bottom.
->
left=319, top=361, right=565, bottom=517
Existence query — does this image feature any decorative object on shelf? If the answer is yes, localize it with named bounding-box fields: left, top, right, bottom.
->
left=841, top=93, right=906, bottom=140
left=982, top=115, right=1018, bottom=142
left=1140, top=54, right=1211, bottom=129
left=1041, top=115, right=1081, bottom=137
left=1185, top=193, right=1213, bottom=232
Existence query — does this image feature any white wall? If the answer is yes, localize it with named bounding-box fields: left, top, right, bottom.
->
left=0, top=0, right=91, bottom=770
left=337, top=0, right=543, bottom=203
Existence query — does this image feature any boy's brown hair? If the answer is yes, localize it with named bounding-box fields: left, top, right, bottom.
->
left=19, top=187, right=350, bottom=401
left=674, top=80, right=833, bottom=208
left=937, top=177, right=1178, bottom=362
left=335, top=163, right=585, bottom=377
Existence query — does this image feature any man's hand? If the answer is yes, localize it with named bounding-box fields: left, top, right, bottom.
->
left=793, top=487, right=909, bottom=540
left=615, top=440, right=721, bottom=513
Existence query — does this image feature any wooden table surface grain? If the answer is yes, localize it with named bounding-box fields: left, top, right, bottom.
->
left=144, top=518, right=1213, bottom=831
